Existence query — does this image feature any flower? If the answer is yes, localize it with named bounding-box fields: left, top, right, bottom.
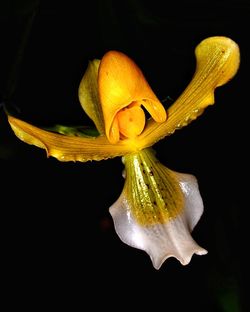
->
left=7, top=36, right=240, bottom=269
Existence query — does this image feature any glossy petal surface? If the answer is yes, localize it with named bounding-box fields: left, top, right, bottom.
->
left=8, top=115, right=139, bottom=161
left=137, top=36, right=240, bottom=148
left=109, top=148, right=207, bottom=269
left=78, top=59, right=105, bottom=134
left=98, top=50, right=166, bottom=143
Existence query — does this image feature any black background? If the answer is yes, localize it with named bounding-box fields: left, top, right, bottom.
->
left=0, top=1, right=248, bottom=310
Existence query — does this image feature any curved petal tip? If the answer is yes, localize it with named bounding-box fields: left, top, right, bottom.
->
left=98, top=50, right=166, bottom=143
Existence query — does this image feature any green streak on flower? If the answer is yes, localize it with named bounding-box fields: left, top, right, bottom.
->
left=110, top=147, right=207, bottom=269
left=123, top=148, right=184, bottom=225
left=45, top=124, right=100, bottom=137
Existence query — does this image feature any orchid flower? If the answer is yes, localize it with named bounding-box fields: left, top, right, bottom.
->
left=7, top=36, right=240, bottom=269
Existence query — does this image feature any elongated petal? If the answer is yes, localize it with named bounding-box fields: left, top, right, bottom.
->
left=7, top=115, right=140, bottom=161
left=137, top=36, right=240, bottom=148
left=109, top=148, right=207, bottom=269
left=98, top=50, right=166, bottom=143
left=78, top=59, right=105, bottom=134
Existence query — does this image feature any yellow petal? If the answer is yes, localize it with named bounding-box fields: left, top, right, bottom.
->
left=137, top=36, right=240, bottom=148
left=98, top=50, right=166, bottom=143
left=141, top=99, right=166, bottom=123
left=7, top=115, right=140, bottom=162
left=78, top=59, right=105, bottom=134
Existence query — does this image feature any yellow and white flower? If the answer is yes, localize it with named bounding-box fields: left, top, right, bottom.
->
left=7, top=36, right=240, bottom=269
